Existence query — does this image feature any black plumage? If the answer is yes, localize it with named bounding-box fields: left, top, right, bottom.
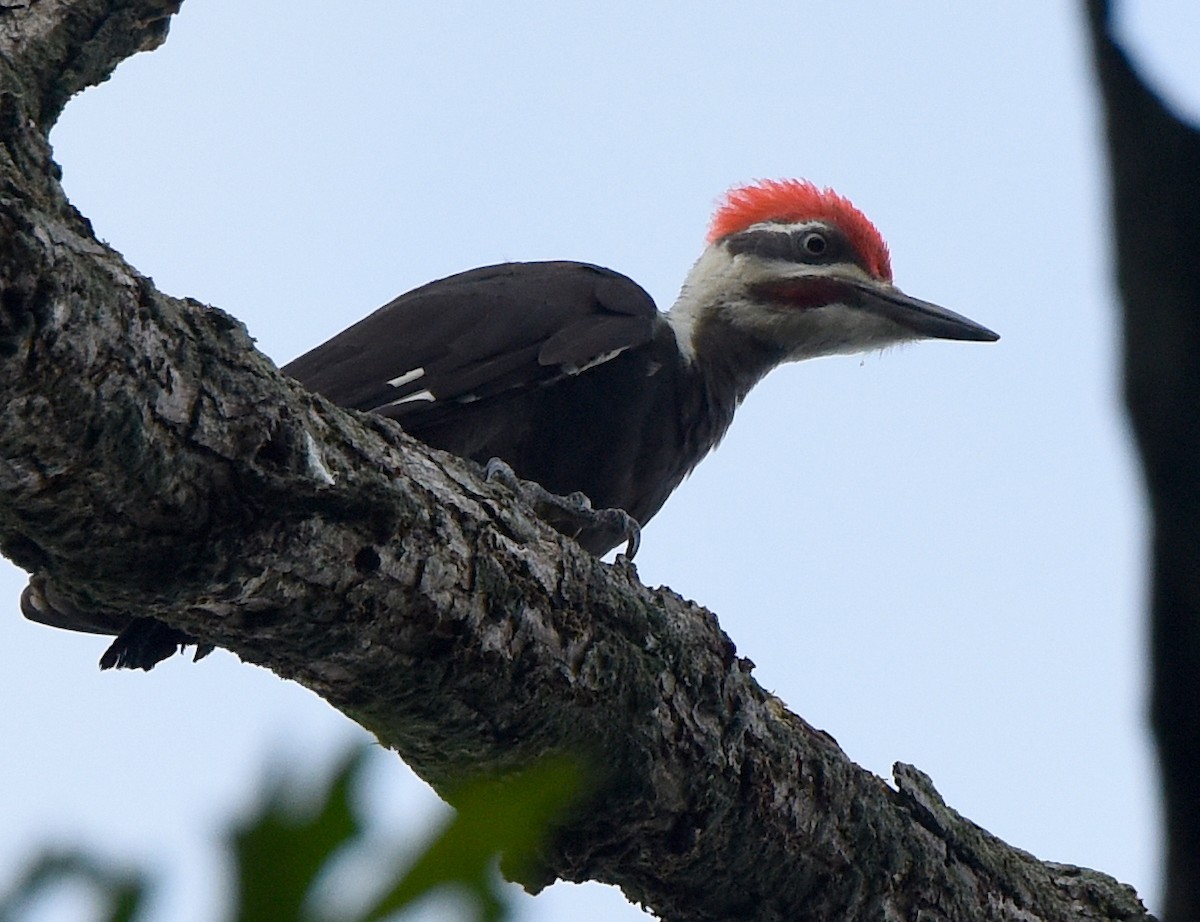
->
left=284, top=261, right=736, bottom=549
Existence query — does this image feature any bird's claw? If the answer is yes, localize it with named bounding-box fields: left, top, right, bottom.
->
left=593, top=507, right=641, bottom=559
left=484, top=457, right=524, bottom=492
left=484, top=458, right=641, bottom=559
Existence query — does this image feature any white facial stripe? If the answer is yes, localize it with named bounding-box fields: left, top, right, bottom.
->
left=387, top=367, right=426, bottom=388
left=768, top=262, right=874, bottom=284
left=666, top=246, right=741, bottom=362
left=725, top=229, right=876, bottom=284
left=665, top=239, right=914, bottom=366
left=665, top=243, right=872, bottom=361
left=666, top=310, right=697, bottom=362
left=742, top=220, right=829, bottom=235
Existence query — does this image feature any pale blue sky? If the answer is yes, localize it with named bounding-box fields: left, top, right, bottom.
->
left=4, top=3, right=1199, bottom=919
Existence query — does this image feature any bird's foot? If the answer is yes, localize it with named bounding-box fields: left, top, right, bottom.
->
left=484, top=458, right=641, bottom=559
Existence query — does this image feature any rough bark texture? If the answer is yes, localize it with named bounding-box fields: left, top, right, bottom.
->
left=0, top=2, right=1152, bottom=920
left=1085, top=4, right=1200, bottom=922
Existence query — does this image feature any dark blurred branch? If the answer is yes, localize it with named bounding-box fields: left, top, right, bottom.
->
left=0, top=1, right=1154, bottom=919
left=1085, top=4, right=1200, bottom=921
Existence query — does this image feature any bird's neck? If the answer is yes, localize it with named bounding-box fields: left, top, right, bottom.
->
left=666, top=252, right=789, bottom=408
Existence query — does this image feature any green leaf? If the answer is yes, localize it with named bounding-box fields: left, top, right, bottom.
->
left=361, top=755, right=582, bottom=922
left=229, top=746, right=370, bottom=922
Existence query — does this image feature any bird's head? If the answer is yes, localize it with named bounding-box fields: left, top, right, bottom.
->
left=669, top=179, right=998, bottom=368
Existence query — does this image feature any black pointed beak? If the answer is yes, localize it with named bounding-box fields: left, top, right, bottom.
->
left=852, top=280, right=1000, bottom=343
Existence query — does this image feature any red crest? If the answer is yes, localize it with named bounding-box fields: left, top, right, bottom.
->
left=708, top=179, right=892, bottom=281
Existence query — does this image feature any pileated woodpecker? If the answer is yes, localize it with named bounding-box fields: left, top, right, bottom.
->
left=20, top=179, right=998, bottom=668
left=284, top=178, right=997, bottom=552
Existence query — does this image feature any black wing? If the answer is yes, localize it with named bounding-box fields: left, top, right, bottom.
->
left=282, top=261, right=661, bottom=430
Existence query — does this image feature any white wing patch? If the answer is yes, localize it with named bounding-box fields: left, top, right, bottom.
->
left=561, top=347, right=628, bottom=376
left=384, top=388, right=436, bottom=407
left=387, top=367, right=426, bottom=388
left=381, top=368, right=435, bottom=408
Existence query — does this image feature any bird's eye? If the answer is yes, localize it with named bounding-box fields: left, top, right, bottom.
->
left=800, top=232, right=827, bottom=256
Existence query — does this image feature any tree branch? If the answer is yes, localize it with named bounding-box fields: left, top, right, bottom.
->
left=1085, top=3, right=1200, bottom=920
left=0, top=0, right=178, bottom=128
left=0, top=2, right=1152, bottom=919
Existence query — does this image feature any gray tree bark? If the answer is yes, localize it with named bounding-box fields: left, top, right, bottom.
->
left=0, top=2, right=1152, bottom=920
